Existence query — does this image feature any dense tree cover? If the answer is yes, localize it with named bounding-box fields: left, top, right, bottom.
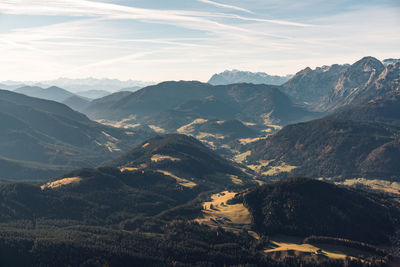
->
left=242, top=178, right=400, bottom=244
left=0, top=174, right=397, bottom=266
left=0, top=220, right=379, bottom=267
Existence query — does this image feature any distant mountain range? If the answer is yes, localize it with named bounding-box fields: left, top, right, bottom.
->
left=1, top=77, right=154, bottom=94
left=208, top=70, right=292, bottom=85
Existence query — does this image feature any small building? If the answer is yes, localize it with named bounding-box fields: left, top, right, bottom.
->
left=315, top=249, right=323, bottom=255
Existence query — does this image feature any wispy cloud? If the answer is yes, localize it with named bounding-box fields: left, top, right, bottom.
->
left=0, top=0, right=398, bottom=82
left=0, top=0, right=310, bottom=28
left=197, top=0, right=253, bottom=14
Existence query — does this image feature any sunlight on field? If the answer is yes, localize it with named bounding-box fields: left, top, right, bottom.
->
left=265, top=241, right=348, bottom=260
left=156, top=170, right=197, bottom=188
left=261, top=163, right=297, bottom=176
left=177, top=118, right=208, bottom=134
left=151, top=154, right=180, bottom=163
left=201, top=140, right=216, bottom=148
left=149, top=125, right=166, bottom=133
left=233, top=151, right=252, bottom=163
left=265, top=124, right=282, bottom=130
left=96, top=116, right=140, bottom=129
left=105, top=141, right=121, bottom=152
left=264, top=236, right=372, bottom=261
left=196, top=132, right=225, bottom=140
left=102, top=131, right=119, bottom=142
left=248, top=160, right=273, bottom=172
left=196, top=191, right=252, bottom=230
left=142, top=142, right=150, bottom=148
left=243, top=121, right=256, bottom=126
left=247, top=160, right=297, bottom=176
left=338, top=178, right=400, bottom=195
left=120, top=167, right=139, bottom=172
left=41, top=177, right=82, bottom=190
left=238, top=136, right=266, bottom=145
left=229, top=175, right=243, bottom=185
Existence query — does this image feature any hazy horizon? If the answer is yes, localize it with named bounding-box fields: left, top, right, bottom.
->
left=0, top=0, right=399, bottom=82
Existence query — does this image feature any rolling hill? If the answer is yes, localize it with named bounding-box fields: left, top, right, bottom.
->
left=83, top=81, right=316, bottom=127
left=14, top=85, right=76, bottom=102
left=62, top=95, right=91, bottom=112
left=106, top=134, right=254, bottom=188
left=241, top=177, right=400, bottom=244
left=0, top=166, right=201, bottom=222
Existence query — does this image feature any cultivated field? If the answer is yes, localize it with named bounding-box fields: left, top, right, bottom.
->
left=196, top=191, right=252, bottom=233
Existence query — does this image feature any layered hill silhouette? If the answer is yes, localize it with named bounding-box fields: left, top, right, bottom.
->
left=83, top=81, right=316, bottom=127
left=14, top=85, right=76, bottom=102
left=247, top=118, right=400, bottom=179
left=241, top=177, right=400, bottom=244
left=62, top=95, right=91, bottom=112
left=0, top=90, right=154, bottom=180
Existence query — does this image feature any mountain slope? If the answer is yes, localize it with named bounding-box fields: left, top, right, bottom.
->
left=242, top=177, right=400, bottom=244
left=106, top=134, right=253, bottom=188
left=282, top=57, right=400, bottom=112
left=0, top=166, right=200, bottom=223
left=208, top=70, right=291, bottom=85
left=62, top=95, right=90, bottom=112
left=0, top=90, right=154, bottom=180
left=247, top=118, right=400, bottom=179
left=15, top=85, right=75, bottom=102
left=333, top=91, right=400, bottom=126
left=282, top=64, right=349, bottom=103
left=320, top=57, right=388, bottom=111
left=83, top=91, right=132, bottom=119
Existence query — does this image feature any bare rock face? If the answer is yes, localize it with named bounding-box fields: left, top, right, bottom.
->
left=282, top=57, right=400, bottom=112
left=320, top=57, right=386, bottom=111
left=208, top=69, right=291, bottom=86
left=282, top=64, right=349, bottom=104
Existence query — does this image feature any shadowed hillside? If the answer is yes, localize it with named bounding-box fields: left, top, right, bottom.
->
left=0, top=90, right=155, bottom=180
left=247, top=118, right=400, bottom=180
left=242, top=177, right=400, bottom=244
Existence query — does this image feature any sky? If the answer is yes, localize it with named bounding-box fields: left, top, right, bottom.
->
left=0, top=0, right=399, bottom=82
